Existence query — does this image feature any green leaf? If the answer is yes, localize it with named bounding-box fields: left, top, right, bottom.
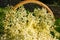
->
left=54, top=18, right=60, bottom=33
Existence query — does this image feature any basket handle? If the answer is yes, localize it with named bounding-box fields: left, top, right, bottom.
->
left=13, top=1, right=53, bottom=14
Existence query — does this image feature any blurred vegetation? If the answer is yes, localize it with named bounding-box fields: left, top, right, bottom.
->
left=55, top=18, right=60, bottom=33
left=54, top=18, right=60, bottom=40
left=40, top=0, right=60, bottom=6
left=0, top=8, right=6, bottom=36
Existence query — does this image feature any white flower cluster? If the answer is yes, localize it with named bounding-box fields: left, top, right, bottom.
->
left=0, top=6, right=58, bottom=40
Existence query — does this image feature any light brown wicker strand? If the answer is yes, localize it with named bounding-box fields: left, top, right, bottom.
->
left=13, top=1, right=53, bottom=14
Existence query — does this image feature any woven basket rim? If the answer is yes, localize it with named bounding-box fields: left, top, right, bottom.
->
left=13, top=1, right=53, bottom=14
